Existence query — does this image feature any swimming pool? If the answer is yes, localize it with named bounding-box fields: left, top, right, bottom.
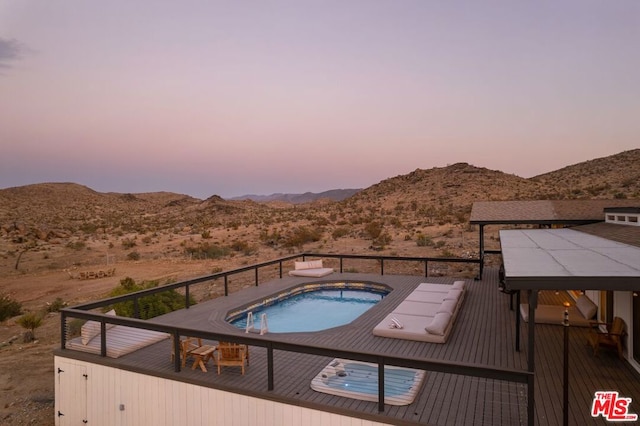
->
left=311, top=358, right=426, bottom=406
left=227, top=282, right=390, bottom=333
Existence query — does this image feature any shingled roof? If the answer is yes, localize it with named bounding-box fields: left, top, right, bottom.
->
left=573, top=222, right=640, bottom=249
left=470, top=199, right=640, bottom=225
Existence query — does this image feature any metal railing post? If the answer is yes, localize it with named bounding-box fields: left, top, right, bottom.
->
left=267, top=343, right=274, bottom=391
left=173, top=330, right=182, bottom=372
left=185, top=285, right=190, bottom=309
left=224, top=275, right=228, bottom=296
left=60, top=311, right=66, bottom=350
left=100, top=322, right=107, bottom=357
left=378, top=358, right=385, bottom=412
left=255, top=267, right=259, bottom=286
left=133, top=298, right=140, bottom=319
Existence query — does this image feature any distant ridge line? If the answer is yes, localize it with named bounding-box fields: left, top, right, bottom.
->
left=228, top=188, right=362, bottom=204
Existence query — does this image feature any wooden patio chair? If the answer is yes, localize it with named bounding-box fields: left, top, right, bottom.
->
left=170, top=336, right=203, bottom=367
left=216, top=341, right=248, bottom=375
left=587, top=316, right=626, bottom=360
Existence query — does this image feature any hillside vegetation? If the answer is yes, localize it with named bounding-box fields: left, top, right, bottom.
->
left=1, top=149, right=639, bottom=281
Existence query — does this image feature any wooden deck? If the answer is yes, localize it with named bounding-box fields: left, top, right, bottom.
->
left=57, top=267, right=640, bottom=425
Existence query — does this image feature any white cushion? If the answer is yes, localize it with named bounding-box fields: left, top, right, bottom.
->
left=437, top=299, right=457, bottom=315
left=444, top=290, right=462, bottom=301
left=576, top=295, right=597, bottom=320
left=452, top=281, right=465, bottom=290
left=294, top=260, right=323, bottom=270
left=81, top=320, right=100, bottom=345
left=105, top=309, right=117, bottom=330
left=81, top=310, right=118, bottom=344
left=425, top=312, right=452, bottom=336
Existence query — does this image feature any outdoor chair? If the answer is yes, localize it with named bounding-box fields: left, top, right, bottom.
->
left=216, top=342, right=248, bottom=375
left=170, top=336, right=203, bottom=367
left=587, top=316, right=626, bottom=360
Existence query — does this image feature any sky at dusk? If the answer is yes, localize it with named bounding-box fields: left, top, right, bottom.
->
left=1, top=1, right=638, bottom=199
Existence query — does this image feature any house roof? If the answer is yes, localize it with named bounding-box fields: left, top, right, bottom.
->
left=500, top=227, right=640, bottom=291
left=470, top=199, right=640, bottom=225
left=575, top=222, right=640, bottom=249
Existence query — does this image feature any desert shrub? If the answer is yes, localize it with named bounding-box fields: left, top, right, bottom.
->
left=259, top=228, right=281, bottom=247
left=331, top=227, right=350, bottom=240
left=80, top=222, right=98, bottom=234
left=284, top=226, right=322, bottom=248
left=439, top=249, right=456, bottom=258
left=66, top=318, right=84, bottom=338
left=389, top=217, right=402, bottom=228
left=614, top=192, right=627, bottom=199
left=66, top=240, right=86, bottom=251
left=314, top=217, right=330, bottom=226
left=0, top=294, right=22, bottom=321
left=227, top=220, right=241, bottom=230
left=201, top=230, right=212, bottom=239
left=363, top=221, right=383, bottom=240
left=184, top=242, right=230, bottom=259
left=108, top=277, right=195, bottom=320
left=416, top=234, right=434, bottom=247
left=230, top=240, right=257, bottom=256
left=121, top=238, right=136, bottom=249
left=434, top=240, right=446, bottom=248
left=17, top=312, right=44, bottom=340
left=47, top=297, right=66, bottom=313
left=373, top=232, right=392, bottom=249
left=127, top=251, right=140, bottom=261
left=141, top=235, right=153, bottom=244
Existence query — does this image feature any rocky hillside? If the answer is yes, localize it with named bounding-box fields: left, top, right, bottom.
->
left=349, top=163, right=544, bottom=217
left=1, top=150, right=639, bottom=255
left=531, top=149, right=640, bottom=199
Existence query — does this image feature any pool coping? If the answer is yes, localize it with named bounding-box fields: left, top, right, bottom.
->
left=222, top=279, right=392, bottom=325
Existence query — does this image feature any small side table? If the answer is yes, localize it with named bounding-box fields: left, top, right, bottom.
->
left=190, top=345, right=216, bottom=372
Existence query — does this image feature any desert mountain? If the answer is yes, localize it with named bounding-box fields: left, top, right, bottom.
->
left=531, top=148, right=640, bottom=199
left=230, top=188, right=361, bottom=204
left=1, top=150, right=639, bottom=246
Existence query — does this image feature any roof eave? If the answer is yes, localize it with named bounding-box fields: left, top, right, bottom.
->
left=504, top=276, right=640, bottom=292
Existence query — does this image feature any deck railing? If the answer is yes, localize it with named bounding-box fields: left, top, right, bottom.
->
left=59, top=253, right=534, bottom=425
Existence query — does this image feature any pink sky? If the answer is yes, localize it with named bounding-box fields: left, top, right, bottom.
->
left=1, top=1, right=638, bottom=198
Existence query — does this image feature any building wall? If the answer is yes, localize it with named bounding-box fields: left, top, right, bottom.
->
left=54, top=356, right=391, bottom=426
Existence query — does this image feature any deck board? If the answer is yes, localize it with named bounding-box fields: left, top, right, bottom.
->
left=57, top=267, right=640, bottom=425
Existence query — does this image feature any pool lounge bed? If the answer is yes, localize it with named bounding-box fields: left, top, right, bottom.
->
left=288, top=259, right=334, bottom=277
left=66, top=311, right=169, bottom=358
left=372, top=281, right=466, bottom=343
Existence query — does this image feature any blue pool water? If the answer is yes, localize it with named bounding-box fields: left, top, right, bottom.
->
left=325, top=362, right=417, bottom=397
left=229, top=288, right=386, bottom=333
